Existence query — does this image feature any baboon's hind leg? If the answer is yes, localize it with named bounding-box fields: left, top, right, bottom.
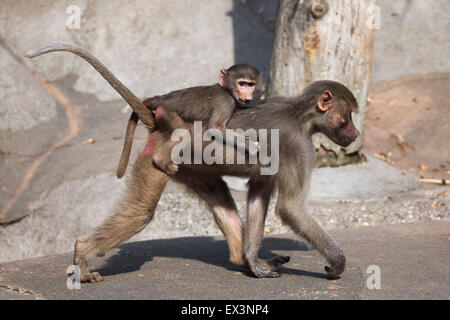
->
left=174, top=170, right=289, bottom=271
left=74, top=135, right=169, bottom=283
left=174, top=170, right=245, bottom=266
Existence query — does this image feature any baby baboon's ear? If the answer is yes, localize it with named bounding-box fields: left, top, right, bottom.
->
left=219, top=69, right=228, bottom=87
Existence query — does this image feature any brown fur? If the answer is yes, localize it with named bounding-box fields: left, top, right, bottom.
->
left=24, top=43, right=263, bottom=179
left=118, top=64, right=263, bottom=178
left=139, top=80, right=359, bottom=278
left=74, top=80, right=359, bottom=281
left=25, top=43, right=359, bottom=281
left=74, top=132, right=169, bottom=282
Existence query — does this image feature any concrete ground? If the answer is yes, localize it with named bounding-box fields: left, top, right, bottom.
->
left=0, top=221, right=448, bottom=300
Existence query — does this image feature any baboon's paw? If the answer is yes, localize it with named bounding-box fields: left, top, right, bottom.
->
left=324, top=265, right=343, bottom=279
left=81, top=272, right=104, bottom=283
left=166, top=163, right=179, bottom=175
left=251, top=261, right=281, bottom=278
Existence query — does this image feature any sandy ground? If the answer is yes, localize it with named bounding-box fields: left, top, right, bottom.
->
left=364, top=73, right=450, bottom=180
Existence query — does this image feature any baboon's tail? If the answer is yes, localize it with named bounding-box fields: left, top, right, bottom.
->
left=116, top=112, right=139, bottom=179
left=25, top=42, right=155, bottom=131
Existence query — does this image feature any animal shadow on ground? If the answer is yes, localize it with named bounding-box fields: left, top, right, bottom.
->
left=94, top=236, right=329, bottom=280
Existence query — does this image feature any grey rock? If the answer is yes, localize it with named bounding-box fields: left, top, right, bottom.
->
left=0, top=0, right=88, bottom=82
left=372, top=0, right=450, bottom=81
left=309, top=155, right=419, bottom=201
left=0, top=0, right=266, bottom=101
left=223, top=155, right=419, bottom=202
left=0, top=46, right=57, bottom=131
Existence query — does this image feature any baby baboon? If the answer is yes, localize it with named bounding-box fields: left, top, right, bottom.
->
left=25, top=42, right=264, bottom=177
left=137, top=64, right=264, bottom=175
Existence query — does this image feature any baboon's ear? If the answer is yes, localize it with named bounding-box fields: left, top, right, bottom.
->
left=219, top=69, right=228, bottom=87
left=318, top=90, right=333, bottom=112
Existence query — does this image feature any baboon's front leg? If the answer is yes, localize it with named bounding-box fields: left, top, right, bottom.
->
left=275, top=193, right=345, bottom=278
left=74, top=133, right=169, bottom=283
